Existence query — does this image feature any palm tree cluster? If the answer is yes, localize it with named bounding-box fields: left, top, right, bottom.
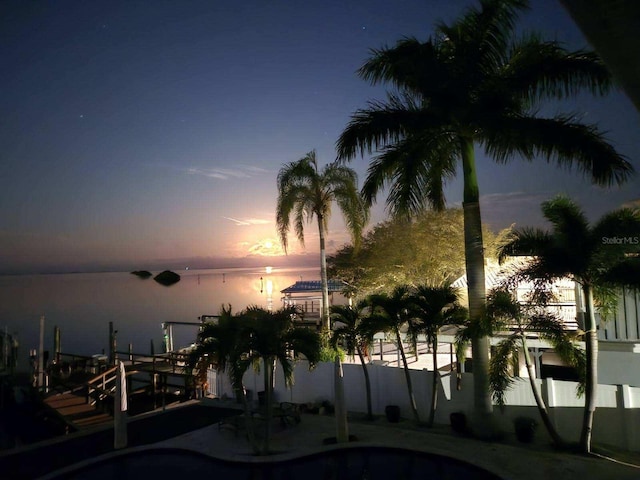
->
left=498, top=195, right=640, bottom=451
left=189, top=305, right=321, bottom=455
left=333, top=0, right=632, bottom=444
left=331, top=284, right=467, bottom=427
left=269, top=0, right=635, bottom=454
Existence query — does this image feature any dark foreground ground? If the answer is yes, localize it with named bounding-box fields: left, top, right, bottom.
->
left=0, top=404, right=239, bottom=480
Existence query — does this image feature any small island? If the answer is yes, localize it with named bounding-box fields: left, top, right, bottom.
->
left=131, top=270, right=152, bottom=279
left=153, top=270, right=181, bottom=286
left=131, top=270, right=152, bottom=278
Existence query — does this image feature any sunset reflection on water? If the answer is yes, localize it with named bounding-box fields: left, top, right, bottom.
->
left=0, top=266, right=317, bottom=371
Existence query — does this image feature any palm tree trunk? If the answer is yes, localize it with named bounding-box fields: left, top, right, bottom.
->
left=395, top=327, right=420, bottom=422
left=317, top=216, right=331, bottom=333
left=428, top=337, right=438, bottom=427
left=521, top=337, right=564, bottom=447
left=356, top=345, right=374, bottom=420
left=262, top=356, right=275, bottom=455
left=460, top=137, right=493, bottom=423
left=334, top=355, right=349, bottom=443
left=239, top=385, right=260, bottom=455
left=580, top=283, right=598, bottom=453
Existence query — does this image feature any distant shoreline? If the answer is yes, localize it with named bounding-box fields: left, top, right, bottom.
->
left=0, top=254, right=319, bottom=276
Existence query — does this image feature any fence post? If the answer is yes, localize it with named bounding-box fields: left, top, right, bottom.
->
left=543, top=378, right=558, bottom=432
left=544, top=377, right=557, bottom=407
left=618, top=385, right=633, bottom=451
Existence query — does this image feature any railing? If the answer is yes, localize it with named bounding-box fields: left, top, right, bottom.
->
left=114, top=350, right=193, bottom=375
left=86, top=365, right=118, bottom=406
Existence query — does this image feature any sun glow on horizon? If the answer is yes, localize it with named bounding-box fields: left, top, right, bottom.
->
left=247, top=237, right=285, bottom=257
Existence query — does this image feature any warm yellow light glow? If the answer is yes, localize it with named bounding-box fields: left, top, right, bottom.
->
left=247, top=238, right=285, bottom=256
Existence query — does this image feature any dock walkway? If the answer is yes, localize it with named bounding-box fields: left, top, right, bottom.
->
left=43, top=391, right=112, bottom=431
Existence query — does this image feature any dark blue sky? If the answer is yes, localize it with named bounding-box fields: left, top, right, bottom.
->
left=1, top=0, right=638, bottom=274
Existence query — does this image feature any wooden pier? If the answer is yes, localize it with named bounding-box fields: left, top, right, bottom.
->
left=43, top=350, right=197, bottom=432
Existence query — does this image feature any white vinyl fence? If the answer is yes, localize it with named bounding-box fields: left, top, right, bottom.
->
left=210, top=360, right=640, bottom=452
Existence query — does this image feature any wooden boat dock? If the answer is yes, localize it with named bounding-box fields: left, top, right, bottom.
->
left=43, top=350, right=196, bottom=432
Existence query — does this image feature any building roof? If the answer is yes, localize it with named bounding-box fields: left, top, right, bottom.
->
left=450, top=258, right=530, bottom=290
left=450, top=257, right=575, bottom=290
left=281, top=280, right=346, bottom=294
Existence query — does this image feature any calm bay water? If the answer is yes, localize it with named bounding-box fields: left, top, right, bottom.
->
left=0, top=265, right=318, bottom=371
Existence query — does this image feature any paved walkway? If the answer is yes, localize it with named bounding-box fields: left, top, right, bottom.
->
left=33, top=399, right=640, bottom=480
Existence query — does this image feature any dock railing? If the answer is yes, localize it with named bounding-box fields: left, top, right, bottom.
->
left=86, top=365, right=118, bottom=407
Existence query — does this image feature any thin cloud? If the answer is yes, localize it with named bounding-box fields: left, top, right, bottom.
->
left=481, top=191, right=551, bottom=203
left=184, top=164, right=269, bottom=180
left=223, top=216, right=271, bottom=226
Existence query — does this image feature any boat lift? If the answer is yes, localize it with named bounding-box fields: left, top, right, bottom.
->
left=161, top=315, right=219, bottom=353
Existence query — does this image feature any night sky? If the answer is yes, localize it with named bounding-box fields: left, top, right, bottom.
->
left=1, top=0, right=639, bottom=274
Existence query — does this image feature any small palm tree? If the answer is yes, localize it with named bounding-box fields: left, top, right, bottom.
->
left=189, top=305, right=261, bottom=452
left=498, top=195, right=640, bottom=452
left=239, top=305, right=322, bottom=454
left=409, top=285, right=467, bottom=427
left=189, top=305, right=246, bottom=396
left=192, top=305, right=321, bottom=455
left=486, top=287, right=585, bottom=447
left=368, top=286, right=422, bottom=422
left=330, top=301, right=380, bottom=421
left=336, top=0, right=632, bottom=427
left=276, top=150, right=368, bottom=333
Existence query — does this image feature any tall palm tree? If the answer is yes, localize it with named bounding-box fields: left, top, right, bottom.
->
left=486, top=287, right=585, bottom=447
left=409, top=285, right=468, bottom=427
left=336, top=0, right=632, bottom=428
left=368, top=286, right=423, bottom=422
left=330, top=301, right=382, bottom=421
left=498, top=195, right=640, bottom=452
left=277, top=150, right=369, bottom=333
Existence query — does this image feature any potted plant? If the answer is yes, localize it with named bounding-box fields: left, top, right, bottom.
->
left=514, top=416, right=538, bottom=443
left=449, top=411, right=467, bottom=434
left=385, top=405, right=401, bottom=423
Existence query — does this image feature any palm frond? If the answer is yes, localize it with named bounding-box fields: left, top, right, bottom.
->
left=503, top=36, right=611, bottom=103
left=437, top=0, right=528, bottom=72
left=360, top=132, right=457, bottom=216
left=598, top=257, right=640, bottom=289
left=324, top=163, right=369, bottom=250
left=481, top=114, right=633, bottom=186
left=541, top=195, right=588, bottom=235
left=336, top=95, right=437, bottom=161
left=529, top=313, right=586, bottom=395
left=489, top=335, right=519, bottom=408
left=486, top=288, right=520, bottom=331
left=358, top=37, right=442, bottom=94
left=497, top=226, right=551, bottom=263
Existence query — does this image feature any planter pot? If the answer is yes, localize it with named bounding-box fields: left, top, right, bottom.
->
left=450, top=412, right=467, bottom=434
left=514, top=417, right=537, bottom=443
left=385, top=405, right=401, bottom=423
